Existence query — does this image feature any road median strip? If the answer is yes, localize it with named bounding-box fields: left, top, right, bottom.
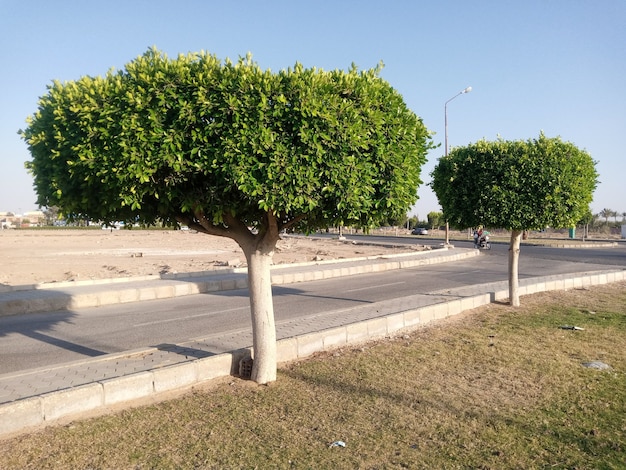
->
left=0, top=247, right=477, bottom=317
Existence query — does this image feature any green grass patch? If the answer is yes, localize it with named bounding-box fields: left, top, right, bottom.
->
left=1, top=283, right=625, bottom=469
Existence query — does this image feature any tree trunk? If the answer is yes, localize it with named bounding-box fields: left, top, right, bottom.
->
left=244, top=246, right=277, bottom=384
left=181, top=211, right=281, bottom=385
left=508, top=230, right=523, bottom=307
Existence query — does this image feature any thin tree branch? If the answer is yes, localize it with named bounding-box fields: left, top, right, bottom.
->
left=280, top=213, right=306, bottom=231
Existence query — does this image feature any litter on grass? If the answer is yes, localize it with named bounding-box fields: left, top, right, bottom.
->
left=329, top=441, right=346, bottom=448
left=582, top=361, right=611, bottom=370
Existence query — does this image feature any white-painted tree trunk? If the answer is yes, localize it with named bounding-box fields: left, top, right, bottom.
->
left=508, top=230, right=523, bottom=307
left=245, top=248, right=277, bottom=384
left=181, top=211, right=282, bottom=385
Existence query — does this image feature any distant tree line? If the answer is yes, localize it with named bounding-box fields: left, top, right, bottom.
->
left=595, top=208, right=626, bottom=225
left=384, top=212, right=442, bottom=230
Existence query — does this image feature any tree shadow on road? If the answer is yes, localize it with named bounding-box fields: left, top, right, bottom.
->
left=0, top=301, right=108, bottom=375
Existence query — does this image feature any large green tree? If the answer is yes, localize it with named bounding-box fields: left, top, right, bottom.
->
left=430, top=134, right=598, bottom=306
left=21, top=48, right=432, bottom=383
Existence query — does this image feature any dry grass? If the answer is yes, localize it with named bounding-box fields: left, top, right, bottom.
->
left=1, top=283, right=625, bottom=469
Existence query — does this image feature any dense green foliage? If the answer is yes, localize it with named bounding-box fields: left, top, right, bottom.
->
left=430, top=134, right=598, bottom=230
left=21, top=48, right=432, bottom=234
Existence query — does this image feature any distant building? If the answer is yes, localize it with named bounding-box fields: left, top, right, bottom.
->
left=23, top=210, right=45, bottom=226
left=0, top=210, right=45, bottom=228
left=0, top=212, right=15, bottom=229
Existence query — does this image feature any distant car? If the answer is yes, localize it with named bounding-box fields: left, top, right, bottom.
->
left=411, top=227, right=429, bottom=235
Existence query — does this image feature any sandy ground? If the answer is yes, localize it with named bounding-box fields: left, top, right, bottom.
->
left=0, top=229, right=421, bottom=287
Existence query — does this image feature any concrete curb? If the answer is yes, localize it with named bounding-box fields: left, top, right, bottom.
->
left=529, top=242, right=619, bottom=249
left=1, top=267, right=624, bottom=437
left=0, top=248, right=478, bottom=317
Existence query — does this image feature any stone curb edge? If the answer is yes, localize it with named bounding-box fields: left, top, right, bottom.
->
left=1, top=268, right=624, bottom=438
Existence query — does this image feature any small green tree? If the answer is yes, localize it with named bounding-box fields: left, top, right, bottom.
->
left=427, top=211, right=443, bottom=230
left=21, top=48, right=432, bottom=383
left=576, top=206, right=594, bottom=240
left=43, top=206, right=60, bottom=226
left=431, top=134, right=598, bottom=306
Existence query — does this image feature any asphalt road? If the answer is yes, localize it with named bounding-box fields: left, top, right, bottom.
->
left=1, top=238, right=624, bottom=374
left=352, top=234, right=626, bottom=267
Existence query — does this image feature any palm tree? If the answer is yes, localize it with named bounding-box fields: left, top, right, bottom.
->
left=612, top=210, right=620, bottom=223
left=599, top=208, right=613, bottom=224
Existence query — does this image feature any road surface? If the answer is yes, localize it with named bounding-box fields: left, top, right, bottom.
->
left=0, top=239, right=623, bottom=374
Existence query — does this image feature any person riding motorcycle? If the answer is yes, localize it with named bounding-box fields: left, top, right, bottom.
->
left=473, top=228, right=490, bottom=248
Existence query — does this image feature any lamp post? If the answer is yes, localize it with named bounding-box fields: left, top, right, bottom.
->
left=445, top=86, right=472, bottom=157
left=443, top=86, right=472, bottom=244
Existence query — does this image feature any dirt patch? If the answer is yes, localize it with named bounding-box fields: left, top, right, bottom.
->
left=0, top=229, right=421, bottom=286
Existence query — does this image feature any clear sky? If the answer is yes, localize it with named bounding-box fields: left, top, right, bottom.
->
left=1, top=0, right=625, bottom=219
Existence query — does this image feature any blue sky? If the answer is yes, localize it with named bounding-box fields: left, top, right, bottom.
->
left=1, top=0, right=625, bottom=219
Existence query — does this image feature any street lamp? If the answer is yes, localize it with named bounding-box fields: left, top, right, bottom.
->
left=445, top=86, right=472, bottom=156
left=443, top=86, right=472, bottom=244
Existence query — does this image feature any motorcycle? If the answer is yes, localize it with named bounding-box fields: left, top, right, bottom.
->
left=473, top=231, right=491, bottom=250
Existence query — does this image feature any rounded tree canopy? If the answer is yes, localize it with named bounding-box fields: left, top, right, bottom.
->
left=21, top=48, right=433, bottom=233
left=430, top=134, right=598, bottom=231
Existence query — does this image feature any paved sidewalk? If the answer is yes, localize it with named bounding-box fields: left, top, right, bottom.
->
left=1, top=246, right=624, bottom=437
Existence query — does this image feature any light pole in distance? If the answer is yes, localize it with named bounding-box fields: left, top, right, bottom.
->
left=443, top=86, right=472, bottom=244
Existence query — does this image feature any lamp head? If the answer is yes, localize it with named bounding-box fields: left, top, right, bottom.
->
left=463, top=86, right=472, bottom=93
